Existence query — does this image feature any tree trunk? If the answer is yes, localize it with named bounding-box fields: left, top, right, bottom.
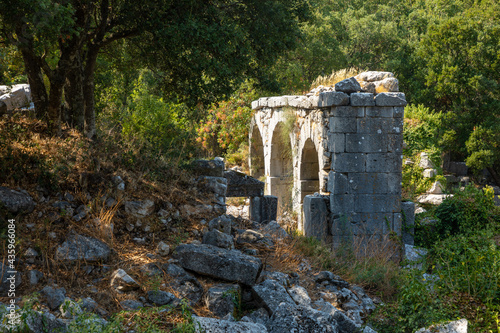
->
left=20, top=49, right=48, bottom=119
left=48, top=77, right=65, bottom=135
left=64, top=52, right=85, bottom=130
left=83, top=48, right=99, bottom=139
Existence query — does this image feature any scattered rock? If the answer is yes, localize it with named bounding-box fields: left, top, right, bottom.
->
left=124, top=199, right=154, bottom=218
left=147, top=290, right=177, bottom=306
left=416, top=319, right=467, bottom=333
left=24, top=248, right=39, bottom=264
left=4, top=309, right=67, bottom=333
left=40, top=286, right=66, bottom=310
left=287, top=285, right=311, bottom=307
left=260, top=221, right=288, bottom=239
left=418, top=152, right=434, bottom=169
left=236, top=230, right=266, bottom=245
left=208, top=215, right=232, bottom=235
left=139, top=262, right=163, bottom=277
left=156, top=241, right=170, bottom=256
left=428, top=181, right=444, bottom=194
left=165, top=264, right=204, bottom=306
left=252, top=279, right=295, bottom=315
left=193, top=316, right=267, bottom=333
left=404, top=244, right=428, bottom=270
left=241, top=308, right=270, bottom=327
left=423, top=169, right=437, bottom=178
left=203, top=229, right=234, bottom=249
left=266, top=302, right=338, bottom=333
left=55, top=233, right=111, bottom=262
left=417, top=194, right=452, bottom=205
left=29, top=270, right=44, bottom=285
left=110, top=269, right=140, bottom=292
left=314, top=271, right=350, bottom=289
left=205, top=284, right=241, bottom=318
left=0, top=186, right=35, bottom=214
left=173, top=243, right=262, bottom=285
left=80, top=297, right=98, bottom=312
left=120, top=299, right=144, bottom=310
left=60, top=298, right=83, bottom=319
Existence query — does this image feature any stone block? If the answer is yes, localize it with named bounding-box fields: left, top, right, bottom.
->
left=391, top=118, right=404, bottom=134
left=329, top=194, right=354, bottom=214
left=321, top=151, right=332, bottom=170
left=387, top=134, right=403, bottom=153
left=327, top=133, right=345, bottom=153
left=423, top=169, right=437, bottom=178
left=191, top=159, right=225, bottom=177
left=354, top=194, right=400, bottom=213
left=331, top=153, right=366, bottom=172
left=355, top=71, right=394, bottom=82
left=335, top=77, right=362, bottom=93
left=401, top=201, right=415, bottom=245
left=387, top=172, right=403, bottom=194
left=251, top=100, right=260, bottom=110
left=331, top=105, right=364, bottom=117
left=250, top=195, right=278, bottom=223
left=366, top=153, right=400, bottom=172
left=393, top=106, right=404, bottom=118
left=303, top=195, right=330, bottom=242
left=330, top=216, right=355, bottom=236
left=327, top=171, right=350, bottom=194
left=173, top=243, right=263, bottom=285
left=318, top=91, right=349, bottom=107
left=350, top=93, right=375, bottom=106
left=365, top=106, right=393, bottom=117
left=268, top=96, right=287, bottom=108
left=393, top=212, right=402, bottom=236
left=345, top=134, right=388, bottom=153
left=349, top=213, right=394, bottom=235
left=356, top=118, right=391, bottom=134
left=329, top=116, right=357, bottom=133
left=224, top=170, right=264, bottom=197
left=348, top=173, right=388, bottom=193
left=374, top=92, right=407, bottom=106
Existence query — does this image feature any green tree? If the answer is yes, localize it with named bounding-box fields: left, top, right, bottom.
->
left=0, top=0, right=308, bottom=137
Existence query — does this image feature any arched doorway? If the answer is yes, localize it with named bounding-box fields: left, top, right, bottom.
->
left=249, top=125, right=265, bottom=180
left=270, top=122, right=293, bottom=214
left=300, top=138, right=320, bottom=202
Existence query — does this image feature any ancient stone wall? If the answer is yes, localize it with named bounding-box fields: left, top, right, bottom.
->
left=250, top=72, right=406, bottom=249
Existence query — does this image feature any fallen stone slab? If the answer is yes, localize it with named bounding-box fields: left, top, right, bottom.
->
left=164, top=263, right=204, bottom=306
left=173, top=244, right=262, bottom=285
left=191, top=159, right=225, bottom=177
left=205, top=284, right=241, bottom=318
left=417, top=194, right=452, bottom=205
left=55, top=233, right=111, bottom=262
left=266, top=302, right=338, bottom=333
left=252, top=279, right=295, bottom=315
left=0, top=186, right=35, bottom=214
left=193, top=316, right=267, bottom=333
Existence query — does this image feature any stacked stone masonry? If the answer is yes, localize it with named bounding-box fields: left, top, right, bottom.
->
left=250, top=72, right=406, bottom=249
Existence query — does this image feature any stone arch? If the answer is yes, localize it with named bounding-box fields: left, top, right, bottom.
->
left=269, top=122, right=293, bottom=213
left=299, top=138, right=320, bottom=203
left=249, top=125, right=265, bottom=180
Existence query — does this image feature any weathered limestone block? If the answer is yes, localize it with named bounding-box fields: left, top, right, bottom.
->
left=203, top=229, right=235, bottom=249
left=250, top=196, right=278, bottom=224
left=318, top=91, right=350, bottom=107
left=354, top=194, right=400, bottom=213
left=327, top=133, right=346, bottom=153
left=266, top=302, right=338, bottom=333
left=374, top=92, right=407, bottom=106
left=303, top=195, right=329, bottom=242
left=356, top=118, right=392, bottom=134
left=329, top=116, right=357, bottom=133
left=191, top=159, right=225, bottom=177
left=327, top=171, right=350, bottom=194
left=366, top=154, right=400, bottom=172
left=196, top=176, right=228, bottom=197
left=335, top=77, right=362, bottom=93
left=331, top=106, right=364, bottom=118
left=330, top=194, right=354, bottom=214
left=374, top=77, right=399, bottom=93
left=355, top=71, right=394, bottom=82
left=173, top=243, right=262, bottom=285
left=387, top=172, right=403, bottom=194
left=224, top=170, right=264, bottom=197
left=350, top=93, right=375, bottom=106
left=252, top=279, right=295, bottom=315
left=365, top=106, right=393, bottom=118
left=331, top=153, right=366, bottom=173
left=415, top=319, right=467, bottom=333
left=193, top=316, right=267, bottom=333
left=401, top=201, right=415, bottom=245
left=348, top=173, right=388, bottom=194
left=345, top=134, right=388, bottom=153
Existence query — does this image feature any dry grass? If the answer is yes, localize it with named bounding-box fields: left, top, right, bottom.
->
left=310, top=68, right=364, bottom=90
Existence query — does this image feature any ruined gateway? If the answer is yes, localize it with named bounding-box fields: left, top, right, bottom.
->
left=249, top=72, right=406, bottom=250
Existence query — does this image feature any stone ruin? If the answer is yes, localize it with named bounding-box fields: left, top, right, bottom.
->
left=248, top=72, right=407, bottom=250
